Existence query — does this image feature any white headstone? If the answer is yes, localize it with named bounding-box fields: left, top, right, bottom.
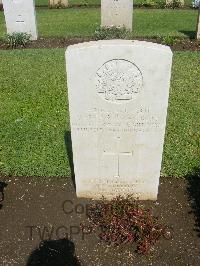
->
left=2, top=0, right=37, bottom=40
left=101, top=0, right=133, bottom=30
left=66, top=40, right=173, bottom=200
left=166, top=0, right=184, bottom=6
left=197, top=10, right=200, bottom=39
left=49, top=0, right=68, bottom=8
left=192, top=0, right=200, bottom=8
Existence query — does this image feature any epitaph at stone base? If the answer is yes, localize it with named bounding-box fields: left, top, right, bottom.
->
left=66, top=40, right=173, bottom=200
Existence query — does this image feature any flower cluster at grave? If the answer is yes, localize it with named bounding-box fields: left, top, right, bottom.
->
left=82, top=196, right=171, bottom=254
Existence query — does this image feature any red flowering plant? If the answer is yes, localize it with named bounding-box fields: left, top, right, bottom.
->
left=83, top=196, right=170, bottom=254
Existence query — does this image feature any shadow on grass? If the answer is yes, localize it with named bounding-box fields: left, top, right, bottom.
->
left=186, top=167, right=200, bottom=237
left=0, top=181, right=8, bottom=210
left=26, top=238, right=81, bottom=266
left=64, top=131, right=76, bottom=191
left=179, top=31, right=196, bottom=39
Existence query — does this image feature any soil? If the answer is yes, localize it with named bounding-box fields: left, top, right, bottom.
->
left=0, top=175, right=200, bottom=266
left=0, top=37, right=199, bottom=51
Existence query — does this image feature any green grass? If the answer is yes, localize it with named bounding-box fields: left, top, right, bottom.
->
left=0, top=49, right=199, bottom=177
left=36, top=0, right=48, bottom=6
left=0, top=9, right=198, bottom=38
left=0, top=49, right=70, bottom=177
left=162, top=51, right=200, bottom=177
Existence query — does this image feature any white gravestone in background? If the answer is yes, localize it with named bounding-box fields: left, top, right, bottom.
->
left=66, top=40, right=173, bottom=200
left=2, top=0, right=37, bottom=40
left=197, top=10, right=200, bottom=39
left=49, top=0, right=69, bottom=8
left=101, top=0, right=133, bottom=30
left=166, top=0, right=184, bottom=6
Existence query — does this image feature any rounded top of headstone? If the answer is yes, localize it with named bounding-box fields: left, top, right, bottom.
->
left=66, top=40, right=172, bottom=55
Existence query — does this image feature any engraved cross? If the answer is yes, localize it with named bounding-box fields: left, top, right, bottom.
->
left=103, top=136, right=133, bottom=178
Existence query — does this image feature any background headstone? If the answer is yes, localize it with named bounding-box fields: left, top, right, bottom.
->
left=2, top=0, right=37, bottom=40
left=166, top=0, right=184, bottom=6
left=197, top=8, right=200, bottom=39
left=192, top=0, right=200, bottom=8
left=66, top=40, right=173, bottom=201
left=49, top=0, right=69, bottom=8
left=101, top=0, right=133, bottom=30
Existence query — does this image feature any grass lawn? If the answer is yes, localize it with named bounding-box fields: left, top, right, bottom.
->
left=0, top=8, right=198, bottom=38
left=0, top=49, right=199, bottom=178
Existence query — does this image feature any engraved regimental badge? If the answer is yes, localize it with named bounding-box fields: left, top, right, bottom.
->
left=96, top=59, right=143, bottom=103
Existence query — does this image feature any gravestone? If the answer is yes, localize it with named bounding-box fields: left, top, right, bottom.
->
left=166, top=0, right=184, bottom=6
left=66, top=40, right=173, bottom=200
left=49, top=0, right=68, bottom=8
left=192, top=0, right=200, bottom=8
left=101, top=0, right=133, bottom=30
left=197, top=9, right=200, bottom=39
left=2, top=0, right=37, bottom=40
